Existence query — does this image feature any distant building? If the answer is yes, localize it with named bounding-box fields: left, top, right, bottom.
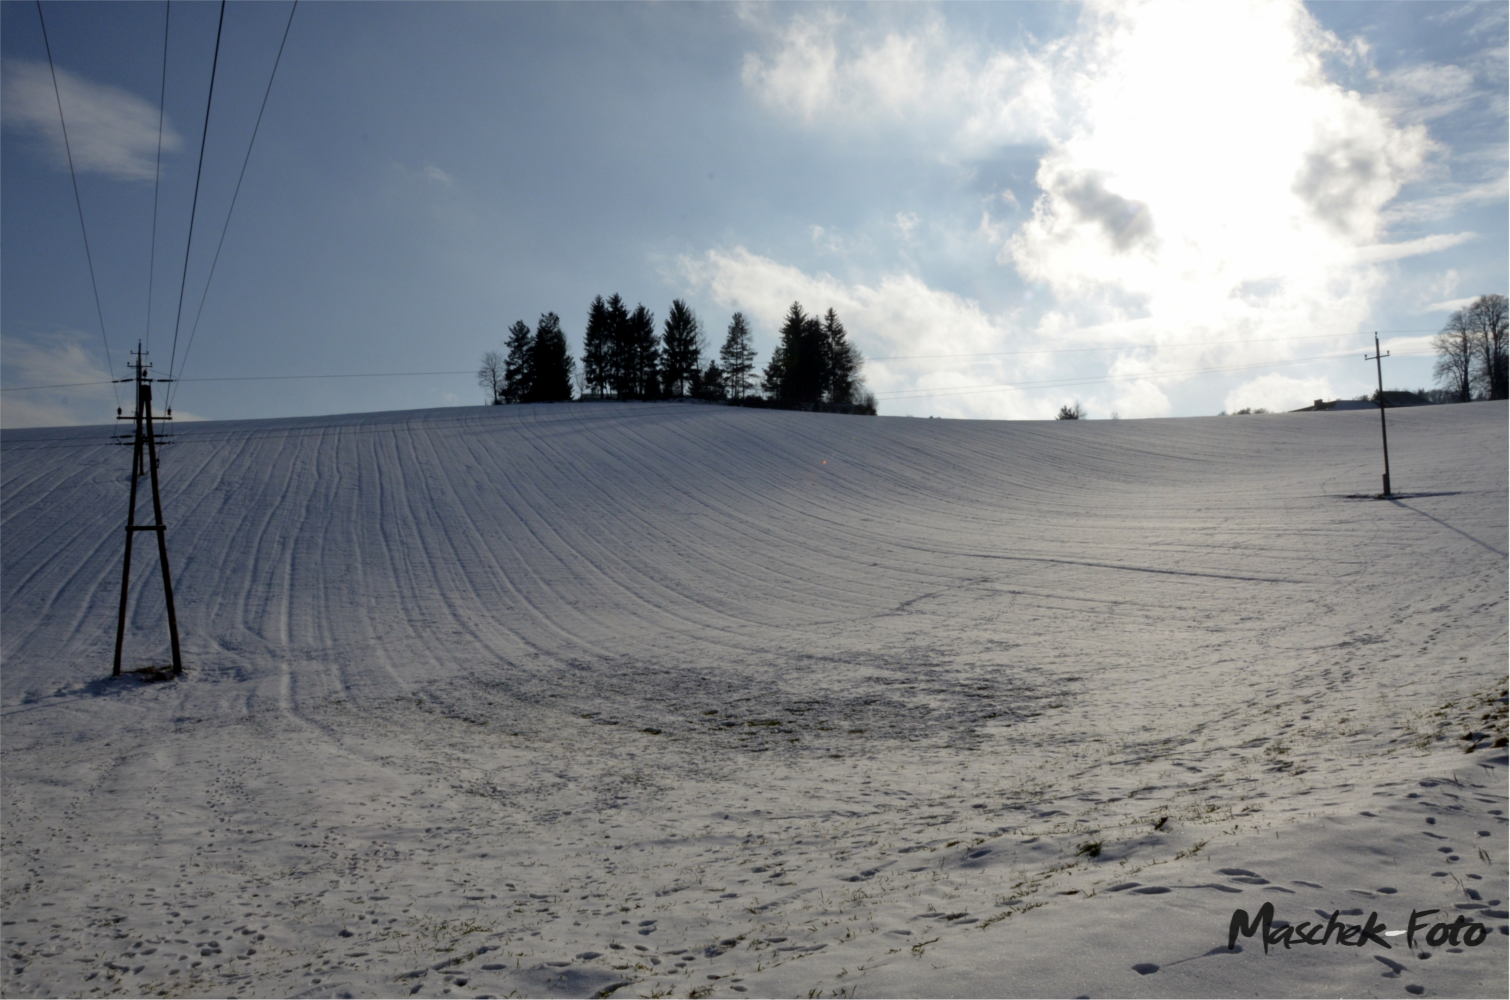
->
left=1292, top=392, right=1429, bottom=412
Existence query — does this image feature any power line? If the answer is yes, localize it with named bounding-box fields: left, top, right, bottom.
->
left=3, top=370, right=476, bottom=392
left=171, top=0, right=298, bottom=410
left=34, top=0, right=120, bottom=410
left=869, top=354, right=1352, bottom=401
left=181, top=369, right=475, bottom=384
left=166, top=0, right=226, bottom=386
left=872, top=348, right=1437, bottom=400
left=144, top=0, right=170, bottom=355
left=867, top=330, right=1447, bottom=363
left=6, top=349, right=1436, bottom=397
left=2, top=380, right=118, bottom=392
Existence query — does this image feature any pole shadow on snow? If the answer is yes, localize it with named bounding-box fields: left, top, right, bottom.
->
left=1336, top=491, right=1462, bottom=500
left=1386, top=497, right=1506, bottom=557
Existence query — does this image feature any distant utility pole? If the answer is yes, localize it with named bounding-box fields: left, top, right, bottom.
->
left=113, top=344, right=183, bottom=677
left=1366, top=331, right=1392, bottom=497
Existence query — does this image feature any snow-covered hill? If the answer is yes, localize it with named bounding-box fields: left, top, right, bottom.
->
left=3, top=401, right=1506, bottom=998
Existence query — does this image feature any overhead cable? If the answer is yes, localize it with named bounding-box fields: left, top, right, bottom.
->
left=171, top=0, right=299, bottom=409
left=166, top=0, right=226, bottom=385
left=872, top=348, right=1437, bottom=400
left=3, top=371, right=474, bottom=392
left=868, top=330, right=1446, bottom=363
left=0, top=350, right=1437, bottom=398
left=34, top=0, right=120, bottom=409
left=144, top=0, right=170, bottom=355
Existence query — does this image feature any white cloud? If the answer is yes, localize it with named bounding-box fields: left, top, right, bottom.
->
left=1224, top=373, right=1341, bottom=414
left=675, top=246, right=1181, bottom=420
left=1005, top=1, right=1432, bottom=342
left=1380, top=334, right=1436, bottom=355
left=422, top=165, right=455, bottom=186
left=740, top=7, right=1061, bottom=148
left=1, top=60, right=180, bottom=181
left=675, top=246, right=1005, bottom=357
left=1382, top=175, right=1508, bottom=227
left=807, top=224, right=848, bottom=254
left=675, top=246, right=1032, bottom=414
left=729, top=2, right=1489, bottom=418
left=1422, top=296, right=1478, bottom=314
left=1, top=332, right=117, bottom=428
left=1371, top=62, right=1477, bottom=124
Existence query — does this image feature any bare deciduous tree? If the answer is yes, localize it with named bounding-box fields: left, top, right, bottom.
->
left=1434, top=294, right=1507, bottom=402
left=1468, top=293, right=1508, bottom=400
left=1434, top=307, right=1478, bottom=402
left=477, top=350, right=505, bottom=405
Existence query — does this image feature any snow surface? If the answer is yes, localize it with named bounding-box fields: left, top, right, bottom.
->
left=2, top=400, right=1507, bottom=1000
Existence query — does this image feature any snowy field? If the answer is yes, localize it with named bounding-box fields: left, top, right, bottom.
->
left=2, top=400, right=1506, bottom=1000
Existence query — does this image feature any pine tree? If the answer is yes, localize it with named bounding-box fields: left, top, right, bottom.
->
left=765, top=305, right=828, bottom=403
left=526, top=312, right=575, bottom=402
left=797, top=314, right=829, bottom=403
left=762, top=302, right=803, bottom=400
left=823, top=308, right=863, bottom=404
left=695, top=359, right=725, bottom=401
left=660, top=299, right=704, bottom=398
left=503, top=319, right=534, bottom=403
left=719, top=312, right=757, bottom=401
left=623, top=304, right=660, bottom=399
left=606, top=294, right=633, bottom=399
left=762, top=303, right=865, bottom=405
left=582, top=296, right=612, bottom=399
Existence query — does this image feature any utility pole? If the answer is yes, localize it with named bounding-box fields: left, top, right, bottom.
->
left=1366, top=331, right=1392, bottom=497
left=113, top=343, right=183, bottom=677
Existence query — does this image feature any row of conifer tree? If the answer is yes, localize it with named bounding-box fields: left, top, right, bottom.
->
left=479, top=297, right=872, bottom=410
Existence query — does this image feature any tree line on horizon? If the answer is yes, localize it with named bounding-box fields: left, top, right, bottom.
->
left=478, top=297, right=874, bottom=412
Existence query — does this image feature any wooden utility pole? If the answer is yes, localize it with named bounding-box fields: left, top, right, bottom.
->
left=1366, top=331, right=1392, bottom=497
left=113, top=344, right=183, bottom=676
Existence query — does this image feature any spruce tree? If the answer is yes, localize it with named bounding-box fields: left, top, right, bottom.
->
left=582, top=296, right=611, bottom=399
left=761, top=303, right=863, bottom=405
left=696, top=360, right=725, bottom=401
left=767, top=304, right=826, bottom=403
left=763, top=302, right=804, bottom=400
left=823, top=308, right=862, bottom=404
left=719, top=312, right=757, bottom=400
left=660, top=299, right=704, bottom=397
left=797, top=314, right=829, bottom=403
left=527, top=312, right=575, bottom=402
left=503, top=319, right=534, bottom=403
left=624, top=304, right=660, bottom=399
left=606, top=294, right=633, bottom=399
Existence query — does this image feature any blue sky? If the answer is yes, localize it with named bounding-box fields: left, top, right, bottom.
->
left=2, top=0, right=1505, bottom=426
